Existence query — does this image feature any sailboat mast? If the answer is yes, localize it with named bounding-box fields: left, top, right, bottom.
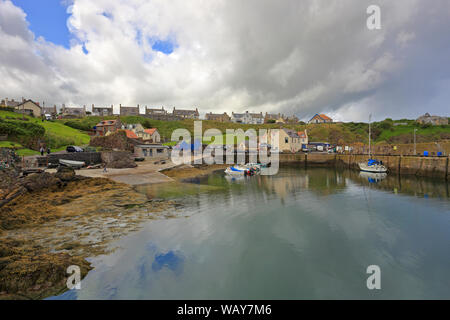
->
left=368, top=114, right=372, bottom=158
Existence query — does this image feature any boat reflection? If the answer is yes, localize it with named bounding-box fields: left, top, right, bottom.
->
left=359, top=171, right=387, bottom=183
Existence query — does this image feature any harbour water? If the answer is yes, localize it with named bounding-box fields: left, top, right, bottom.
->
left=51, top=167, right=450, bottom=299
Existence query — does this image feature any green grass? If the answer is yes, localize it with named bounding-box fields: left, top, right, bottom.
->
left=16, top=148, right=40, bottom=156
left=0, top=141, right=23, bottom=148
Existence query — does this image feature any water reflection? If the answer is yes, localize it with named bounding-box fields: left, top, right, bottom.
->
left=50, top=167, right=450, bottom=300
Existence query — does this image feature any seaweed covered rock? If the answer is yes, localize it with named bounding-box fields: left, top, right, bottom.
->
left=0, top=239, right=92, bottom=300
left=55, top=166, right=76, bottom=182
left=23, top=173, right=62, bottom=192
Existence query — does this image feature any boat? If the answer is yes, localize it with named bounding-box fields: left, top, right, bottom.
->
left=225, top=165, right=256, bottom=176
left=59, top=159, right=85, bottom=169
left=358, top=159, right=388, bottom=173
left=359, top=114, right=388, bottom=173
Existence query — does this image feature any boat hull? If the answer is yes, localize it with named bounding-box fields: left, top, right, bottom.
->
left=358, top=162, right=388, bottom=173
left=59, top=159, right=85, bottom=168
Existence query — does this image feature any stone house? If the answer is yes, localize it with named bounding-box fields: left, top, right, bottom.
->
left=42, top=105, right=58, bottom=117
left=297, top=130, right=308, bottom=146
left=268, top=128, right=303, bottom=153
left=93, top=119, right=122, bottom=136
left=62, top=104, right=86, bottom=118
left=1, top=97, right=23, bottom=108
left=232, top=111, right=264, bottom=124
left=205, top=112, right=231, bottom=122
left=122, top=123, right=161, bottom=143
left=146, top=106, right=167, bottom=117
left=416, top=113, right=448, bottom=125
left=172, top=107, right=199, bottom=119
left=308, top=113, right=333, bottom=124
left=15, top=99, right=42, bottom=117
left=120, top=104, right=140, bottom=116
left=93, top=104, right=114, bottom=117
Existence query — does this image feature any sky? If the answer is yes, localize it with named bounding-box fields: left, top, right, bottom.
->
left=0, top=0, right=449, bottom=121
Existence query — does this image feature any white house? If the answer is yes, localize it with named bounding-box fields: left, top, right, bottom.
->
left=231, top=111, right=264, bottom=124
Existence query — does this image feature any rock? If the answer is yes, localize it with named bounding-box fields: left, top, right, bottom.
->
left=23, top=173, right=62, bottom=192
left=55, top=166, right=76, bottom=182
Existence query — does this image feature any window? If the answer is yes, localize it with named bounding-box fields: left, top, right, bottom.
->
left=143, top=149, right=148, bottom=157
left=157, top=149, right=164, bottom=154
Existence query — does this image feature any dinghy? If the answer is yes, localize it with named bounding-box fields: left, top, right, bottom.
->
left=59, top=159, right=85, bottom=169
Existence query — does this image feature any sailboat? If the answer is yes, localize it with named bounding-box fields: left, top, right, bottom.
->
left=358, top=114, right=388, bottom=173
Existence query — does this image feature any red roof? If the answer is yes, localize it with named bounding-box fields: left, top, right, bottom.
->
left=124, top=129, right=138, bottom=139
left=297, top=131, right=307, bottom=138
left=318, top=114, right=332, bottom=121
left=144, top=128, right=157, bottom=135
left=96, top=120, right=117, bottom=127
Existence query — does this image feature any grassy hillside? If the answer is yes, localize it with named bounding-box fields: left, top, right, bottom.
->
left=0, top=110, right=90, bottom=153
left=60, top=114, right=450, bottom=145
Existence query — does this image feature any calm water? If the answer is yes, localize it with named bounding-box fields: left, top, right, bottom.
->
left=51, top=167, right=450, bottom=299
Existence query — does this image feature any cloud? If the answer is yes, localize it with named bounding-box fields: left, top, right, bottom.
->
left=0, top=0, right=449, bottom=121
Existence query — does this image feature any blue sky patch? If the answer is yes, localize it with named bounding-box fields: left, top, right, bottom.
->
left=152, top=38, right=177, bottom=55
left=12, top=0, right=72, bottom=48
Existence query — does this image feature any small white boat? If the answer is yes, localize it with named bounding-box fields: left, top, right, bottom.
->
left=359, top=114, right=388, bottom=174
left=59, top=159, right=85, bottom=168
left=358, top=159, right=387, bottom=173
left=225, top=166, right=248, bottom=175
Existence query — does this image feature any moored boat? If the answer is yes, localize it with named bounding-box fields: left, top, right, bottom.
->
left=59, top=159, right=85, bottom=169
left=358, top=159, right=388, bottom=173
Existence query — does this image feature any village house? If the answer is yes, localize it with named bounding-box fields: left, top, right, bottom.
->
left=92, top=104, right=114, bottom=117
left=232, top=111, right=264, bottom=124
left=120, top=104, right=140, bottom=116
left=14, top=99, right=42, bottom=117
left=297, top=130, right=309, bottom=146
left=205, top=112, right=231, bottom=122
left=62, top=104, right=86, bottom=118
left=42, top=105, right=58, bottom=117
left=1, top=97, right=23, bottom=108
left=172, top=107, right=199, bottom=119
left=268, top=128, right=303, bottom=153
left=93, top=119, right=122, bottom=136
left=145, top=106, right=182, bottom=120
left=121, top=123, right=161, bottom=143
left=308, top=113, right=333, bottom=124
left=416, top=113, right=448, bottom=126
left=146, top=106, right=167, bottom=117
left=264, top=113, right=280, bottom=123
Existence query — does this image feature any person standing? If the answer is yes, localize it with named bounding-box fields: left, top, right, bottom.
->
left=40, top=147, right=44, bottom=156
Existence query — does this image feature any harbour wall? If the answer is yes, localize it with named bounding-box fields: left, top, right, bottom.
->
left=278, top=153, right=449, bottom=180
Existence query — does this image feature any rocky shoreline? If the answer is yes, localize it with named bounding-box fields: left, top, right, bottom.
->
left=0, top=166, right=188, bottom=300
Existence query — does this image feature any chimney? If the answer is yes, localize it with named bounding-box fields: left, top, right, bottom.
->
left=120, top=104, right=122, bottom=108
left=92, top=104, right=94, bottom=110
left=22, top=97, right=25, bottom=102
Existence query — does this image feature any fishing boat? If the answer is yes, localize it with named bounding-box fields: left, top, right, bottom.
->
left=359, top=114, right=388, bottom=173
left=224, top=165, right=257, bottom=176
left=59, top=159, right=85, bottom=169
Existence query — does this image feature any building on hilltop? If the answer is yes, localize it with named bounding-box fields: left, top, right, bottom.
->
left=120, top=104, right=140, bottom=116
left=14, top=99, right=42, bottom=117
left=205, top=112, right=231, bottom=122
left=172, top=107, right=199, bottom=119
left=416, top=113, right=448, bottom=126
left=231, top=111, right=264, bottom=124
left=308, top=113, right=333, bottom=124
left=62, top=104, right=86, bottom=118
left=93, top=104, right=114, bottom=117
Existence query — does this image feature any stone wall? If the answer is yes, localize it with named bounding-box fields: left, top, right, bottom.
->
left=277, top=153, right=449, bottom=180
left=42, top=152, right=102, bottom=166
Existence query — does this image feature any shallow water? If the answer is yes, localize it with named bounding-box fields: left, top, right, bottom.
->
left=50, top=167, right=450, bottom=299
